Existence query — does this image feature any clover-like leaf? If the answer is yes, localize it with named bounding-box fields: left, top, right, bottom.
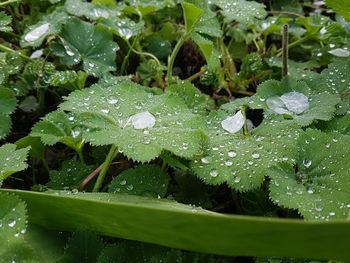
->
left=98, top=16, right=145, bottom=39
left=20, top=7, right=70, bottom=47
left=166, top=81, right=215, bottom=115
left=0, top=144, right=30, bottom=184
left=326, top=0, right=350, bottom=21
left=0, top=11, right=12, bottom=32
left=108, top=164, right=169, bottom=198
left=52, top=18, right=119, bottom=77
left=30, top=111, right=85, bottom=152
left=47, top=160, right=94, bottom=190
left=191, top=111, right=301, bottom=192
left=59, top=79, right=204, bottom=162
left=224, top=77, right=340, bottom=127
left=49, top=70, right=88, bottom=91
left=0, top=52, right=23, bottom=84
left=65, top=0, right=120, bottom=20
left=213, top=0, right=266, bottom=26
left=64, top=232, right=104, bottom=262
left=0, top=193, right=33, bottom=261
left=269, top=129, right=350, bottom=221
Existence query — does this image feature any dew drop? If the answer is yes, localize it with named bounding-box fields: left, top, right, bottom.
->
left=221, top=111, right=245, bottom=134
left=303, top=159, right=312, bottom=168
left=233, top=176, right=241, bottom=183
left=210, top=170, right=219, bottom=177
left=228, top=151, right=237, bottom=158
left=24, top=23, right=50, bottom=42
left=130, top=111, right=156, bottom=129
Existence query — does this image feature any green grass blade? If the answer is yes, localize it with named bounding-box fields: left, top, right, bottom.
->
left=2, top=189, right=350, bottom=260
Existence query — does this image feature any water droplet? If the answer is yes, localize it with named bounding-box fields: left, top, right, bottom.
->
left=228, top=151, right=237, bottom=158
left=233, top=176, right=241, bottom=183
left=120, top=179, right=127, bottom=185
left=221, top=111, right=245, bottom=134
left=127, top=185, right=134, bottom=190
left=303, top=159, right=312, bottom=168
left=252, top=153, right=260, bottom=159
left=130, top=111, right=156, bottom=129
left=107, top=98, right=118, bottom=104
left=201, top=157, right=211, bottom=164
left=280, top=92, right=309, bottom=114
left=24, top=23, right=50, bottom=42
left=225, top=160, right=233, bottom=166
left=8, top=220, right=16, bottom=228
left=210, top=170, right=219, bottom=177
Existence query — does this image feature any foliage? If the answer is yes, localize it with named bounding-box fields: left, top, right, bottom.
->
left=1, top=0, right=350, bottom=261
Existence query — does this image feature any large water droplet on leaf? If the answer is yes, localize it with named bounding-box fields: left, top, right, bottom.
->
left=24, top=23, right=50, bottom=42
left=221, top=111, right=244, bottom=134
left=280, top=92, right=309, bottom=114
left=130, top=111, right=156, bottom=129
left=266, top=96, right=291, bottom=115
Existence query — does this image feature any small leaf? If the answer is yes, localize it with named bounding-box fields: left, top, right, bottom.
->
left=47, top=160, right=94, bottom=190
left=15, top=136, right=46, bottom=159
left=191, top=111, right=301, bottom=192
left=0, top=193, right=27, bottom=246
left=269, top=129, right=350, bottom=221
left=0, top=144, right=30, bottom=183
left=108, top=164, right=170, bottom=198
left=182, top=2, right=204, bottom=34
left=49, top=70, right=88, bottom=91
left=0, top=11, right=12, bottom=32
left=98, top=16, right=145, bottom=39
left=166, top=80, right=215, bottom=115
left=20, top=7, right=70, bottom=47
left=213, top=0, right=266, bottom=26
left=52, top=18, right=119, bottom=77
left=59, top=79, right=204, bottom=162
left=326, top=0, right=350, bottom=21
left=65, top=0, right=119, bottom=20
left=0, top=114, right=12, bottom=140
left=64, top=231, right=104, bottom=263
left=0, top=52, right=23, bottom=84
left=30, top=111, right=84, bottom=151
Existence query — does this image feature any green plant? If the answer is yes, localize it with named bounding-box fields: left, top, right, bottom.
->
left=1, top=0, right=350, bottom=262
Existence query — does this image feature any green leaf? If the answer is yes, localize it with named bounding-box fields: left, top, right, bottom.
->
left=20, top=7, right=70, bottom=48
left=0, top=52, right=23, bottom=84
left=97, top=241, right=166, bottom=263
left=0, top=11, right=12, bottom=32
left=0, top=114, right=11, bottom=140
left=317, top=114, right=350, bottom=135
left=59, top=79, right=204, bottom=162
left=182, top=2, right=204, bottom=34
left=64, top=231, right=104, bottom=263
left=98, top=16, right=145, bottom=39
left=3, top=189, right=350, bottom=260
left=30, top=111, right=85, bottom=151
left=49, top=70, right=88, bottom=91
left=0, top=144, right=30, bottom=183
left=191, top=111, right=301, bottom=191
left=108, top=164, right=170, bottom=198
left=0, top=193, right=38, bottom=263
left=122, top=0, right=178, bottom=16
left=269, top=129, right=350, bottom=221
left=213, top=0, right=266, bottom=26
left=65, top=0, right=119, bottom=20
left=166, top=81, right=215, bottom=115
left=52, top=18, right=119, bottom=77
left=326, top=0, right=350, bottom=21
left=15, top=136, right=46, bottom=159
left=227, top=77, right=341, bottom=127
left=47, top=160, right=94, bottom=190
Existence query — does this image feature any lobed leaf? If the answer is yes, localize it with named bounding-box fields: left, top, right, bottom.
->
left=213, top=0, right=266, bottom=27
left=269, top=129, right=350, bottom=220
left=191, top=111, right=301, bottom=192
left=49, top=70, right=88, bottom=91
left=47, top=160, right=95, bottom=190
left=0, top=144, right=30, bottom=184
left=0, top=11, right=12, bottom=32
left=65, top=0, right=120, bottom=20
left=20, top=7, right=70, bottom=48
left=108, top=164, right=170, bottom=198
left=59, top=79, right=204, bottom=162
left=51, top=18, right=119, bottom=77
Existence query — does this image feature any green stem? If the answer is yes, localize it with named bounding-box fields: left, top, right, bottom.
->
left=276, top=35, right=311, bottom=56
left=0, top=0, right=21, bottom=6
left=126, top=39, right=161, bottom=67
left=167, top=34, right=187, bottom=84
left=76, top=143, right=85, bottom=165
left=41, top=158, right=50, bottom=173
left=0, top=43, right=31, bottom=60
left=92, top=144, right=117, bottom=192
left=241, top=106, right=249, bottom=137
left=120, top=38, right=137, bottom=75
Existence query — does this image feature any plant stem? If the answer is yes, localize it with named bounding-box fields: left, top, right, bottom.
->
left=167, top=34, right=187, bottom=84
left=282, top=24, right=289, bottom=77
left=185, top=69, right=207, bottom=82
left=276, top=35, right=311, bottom=56
left=120, top=38, right=137, bottom=75
left=76, top=145, right=85, bottom=165
left=241, top=105, right=249, bottom=137
left=267, top=10, right=305, bottom=18
left=41, top=158, right=50, bottom=173
left=125, top=39, right=161, bottom=67
left=0, top=0, right=21, bottom=6
left=0, top=43, right=31, bottom=60
left=92, top=144, right=117, bottom=192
